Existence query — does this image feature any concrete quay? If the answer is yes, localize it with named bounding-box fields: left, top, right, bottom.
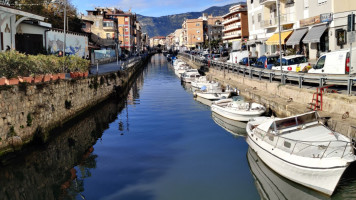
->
left=180, top=56, right=356, bottom=139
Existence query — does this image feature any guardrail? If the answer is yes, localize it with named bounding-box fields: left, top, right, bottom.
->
left=179, top=53, right=356, bottom=95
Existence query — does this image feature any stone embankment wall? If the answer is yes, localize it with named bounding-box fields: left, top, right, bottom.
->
left=0, top=57, right=148, bottom=155
left=180, top=56, right=356, bottom=138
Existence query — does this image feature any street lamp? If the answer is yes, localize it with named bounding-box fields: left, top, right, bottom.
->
left=51, top=0, right=67, bottom=56
left=276, top=0, right=283, bottom=83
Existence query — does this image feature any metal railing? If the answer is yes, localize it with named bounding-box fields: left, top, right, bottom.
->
left=179, top=53, right=356, bottom=95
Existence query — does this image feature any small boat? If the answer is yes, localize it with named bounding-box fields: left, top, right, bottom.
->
left=194, top=84, right=231, bottom=100
left=246, top=111, right=356, bottom=196
left=181, top=69, right=200, bottom=83
left=247, top=148, right=330, bottom=200
left=174, top=65, right=190, bottom=77
left=212, top=112, right=247, bottom=137
left=191, top=76, right=219, bottom=88
left=211, top=96, right=265, bottom=122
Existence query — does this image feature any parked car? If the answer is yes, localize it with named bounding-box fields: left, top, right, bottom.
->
left=271, top=55, right=311, bottom=72
left=212, top=54, right=221, bottom=61
left=239, top=57, right=257, bottom=66
left=308, top=49, right=355, bottom=74
left=253, top=55, right=279, bottom=69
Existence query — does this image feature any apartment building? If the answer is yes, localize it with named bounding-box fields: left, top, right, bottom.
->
left=150, top=36, right=166, bottom=47
left=247, top=0, right=356, bottom=60
left=201, top=14, right=224, bottom=41
left=174, top=29, right=184, bottom=50
left=82, top=9, right=118, bottom=49
left=222, top=3, right=249, bottom=44
left=182, top=18, right=206, bottom=50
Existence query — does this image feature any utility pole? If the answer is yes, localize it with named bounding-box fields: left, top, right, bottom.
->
left=277, top=0, right=283, bottom=83
left=63, top=0, right=67, bottom=57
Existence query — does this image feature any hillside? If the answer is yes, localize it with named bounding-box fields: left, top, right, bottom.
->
left=137, top=3, right=244, bottom=37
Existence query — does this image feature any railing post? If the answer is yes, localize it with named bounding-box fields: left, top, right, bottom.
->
left=319, top=78, right=324, bottom=87
left=298, top=76, right=303, bottom=88
left=249, top=68, right=253, bottom=79
left=269, top=73, right=273, bottom=83
left=243, top=68, right=246, bottom=77
left=347, top=78, right=353, bottom=95
left=259, top=71, right=262, bottom=80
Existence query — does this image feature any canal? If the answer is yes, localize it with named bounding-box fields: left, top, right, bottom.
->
left=1, top=54, right=356, bottom=200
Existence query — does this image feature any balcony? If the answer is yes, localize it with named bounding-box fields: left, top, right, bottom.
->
left=222, top=16, right=241, bottom=25
left=222, top=33, right=241, bottom=40
left=259, top=0, right=276, bottom=5
left=260, top=13, right=296, bottom=28
left=223, top=23, right=241, bottom=32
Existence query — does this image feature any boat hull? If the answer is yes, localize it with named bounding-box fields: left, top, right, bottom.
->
left=211, top=104, right=265, bottom=122
left=246, top=132, right=348, bottom=196
left=195, top=92, right=230, bottom=100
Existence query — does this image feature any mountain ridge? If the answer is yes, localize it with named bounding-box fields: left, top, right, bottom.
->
left=137, top=2, right=244, bottom=37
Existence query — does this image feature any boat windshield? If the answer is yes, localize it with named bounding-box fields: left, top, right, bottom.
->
left=274, top=112, right=318, bottom=132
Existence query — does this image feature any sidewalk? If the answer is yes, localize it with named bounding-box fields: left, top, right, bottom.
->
left=89, top=61, right=123, bottom=75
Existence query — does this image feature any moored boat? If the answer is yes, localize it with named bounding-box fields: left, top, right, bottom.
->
left=181, top=69, right=200, bottom=83
left=212, top=112, right=247, bottom=137
left=246, top=111, right=356, bottom=196
left=211, top=96, right=265, bottom=122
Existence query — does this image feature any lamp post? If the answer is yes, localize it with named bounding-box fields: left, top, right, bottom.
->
left=277, top=0, right=283, bottom=83
left=51, top=0, right=67, bottom=56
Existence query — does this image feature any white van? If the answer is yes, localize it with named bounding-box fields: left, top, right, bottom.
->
left=228, top=50, right=249, bottom=64
left=271, top=55, right=311, bottom=72
left=308, top=49, right=356, bottom=74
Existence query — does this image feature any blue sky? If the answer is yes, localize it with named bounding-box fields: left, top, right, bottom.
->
left=71, top=0, right=245, bottom=17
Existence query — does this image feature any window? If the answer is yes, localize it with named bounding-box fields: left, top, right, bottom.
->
left=95, top=21, right=99, bottom=27
left=197, top=37, right=201, bottom=41
left=284, top=141, right=291, bottom=148
left=318, top=0, right=327, bottom=4
left=106, top=33, right=110, bottom=39
left=304, top=0, right=309, bottom=8
left=125, top=28, right=128, bottom=32
left=196, top=23, right=200, bottom=26
left=314, top=56, right=326, bottom=69
left=103, top=21, right=114, bottom=27
left=197, top=30, right=200, bottom=33
left=125, top=18, right=129, bottom=22
left=258, top=14, right=261, bottom=22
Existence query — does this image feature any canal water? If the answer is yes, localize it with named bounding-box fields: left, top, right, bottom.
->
left=1, top=54, right=356, bottom=200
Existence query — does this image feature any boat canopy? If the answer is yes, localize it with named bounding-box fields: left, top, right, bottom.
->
left=257, top=112, right=319, bottom=135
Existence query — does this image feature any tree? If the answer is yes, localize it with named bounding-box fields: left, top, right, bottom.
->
left=9, top=0, right=83, bottom=33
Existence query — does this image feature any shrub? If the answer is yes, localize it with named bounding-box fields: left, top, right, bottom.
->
left=0, top=50, right=90, bottom=78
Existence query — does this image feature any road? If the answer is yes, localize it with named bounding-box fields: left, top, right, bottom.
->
left=89, top=61, right=123, bottom=75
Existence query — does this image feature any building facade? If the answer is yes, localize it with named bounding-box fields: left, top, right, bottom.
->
left=182, top=18, right=206, bottom=50
left=247, top=0, right=356, bottom=60
left=222, top=3, right=249, bottom=44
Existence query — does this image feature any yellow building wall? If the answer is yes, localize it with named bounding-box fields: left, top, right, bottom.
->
left=333, top=0, right=356, bottom=13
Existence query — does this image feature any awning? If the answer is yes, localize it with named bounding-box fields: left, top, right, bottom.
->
left=302, top=24, right=328, bottom=43
left=286, top=28, right=308, bottom=46
left=266, top=31, right=293, bottom=45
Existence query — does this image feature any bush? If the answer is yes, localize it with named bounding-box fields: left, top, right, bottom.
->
left=0, top=50, right=90, bottom=78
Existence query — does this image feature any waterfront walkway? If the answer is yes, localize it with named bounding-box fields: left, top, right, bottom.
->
left=89, top=61, right=123, bottom=75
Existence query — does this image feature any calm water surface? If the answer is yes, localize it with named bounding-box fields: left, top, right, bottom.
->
left=1, top=54, right=356, bottom=200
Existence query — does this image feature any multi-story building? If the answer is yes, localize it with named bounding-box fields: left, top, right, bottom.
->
left=166, top=33, right=175, bottom=50
left=222, top=3, right=249, bottom=44
left=82, top=9, right=118, bottom=49
left=206, top=15, right=224, bottom=41
left=135, top=21, right=142, bottom=52
left=105, top=8, right=138, bottom=54
left=247, top=0, right=356, bottom=60
left=174, top=29, right=184, bottom=50
left=141, top=33, right=149, bottom=51
left=150, top=36, right=166, bottom=48
left=182, top=18, right=206, bottom=50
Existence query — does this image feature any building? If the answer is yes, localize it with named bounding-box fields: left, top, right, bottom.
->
left=166, top=33, right=175, bottom=50
left=222, top=3, right=249, bottom=44
left=174, top=29, right=184, bottom=50
left=150, top=36, right=166, bottom=48
left=182, top=18, right=206, bottom=50
left=82, top=8, right=118, bottom=50
left=247, top=0, right=356, bottom=60
left=141, top=33, right=149, bottom=51
left=0, top=4, right=48, bottom=54
left=205, top=14, right=224, bottom=41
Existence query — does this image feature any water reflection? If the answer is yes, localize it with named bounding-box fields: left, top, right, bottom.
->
left=0, top=69, right=144, bottom=200
left=247, top=148, right=331, bottom=200
left=211, top=112, right=247, bottom=138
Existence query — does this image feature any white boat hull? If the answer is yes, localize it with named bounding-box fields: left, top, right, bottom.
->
left=211, top=103, right=265, bottom=122
left=246, top=131, right=349, bottom=196
left=195, top=92, right=230, bottom=100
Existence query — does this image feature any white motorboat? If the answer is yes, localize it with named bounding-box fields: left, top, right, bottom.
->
left=247, top=148, right=330, bottom=200
left=181, top=69, right=200, bottom=83
left=194, top=84, right=231, bottom=100
left=191, top=76, right=219, bottom=88
left=174, top=65, right=190, bottom=77
left=212, top=112, right=247, bottom=137
left=211, top=96, right=265, bottom=122
left=246, top=111, right=356, bottom=196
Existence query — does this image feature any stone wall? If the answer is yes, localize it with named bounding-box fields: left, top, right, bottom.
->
left=0, top=58, right=147, bottom=155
